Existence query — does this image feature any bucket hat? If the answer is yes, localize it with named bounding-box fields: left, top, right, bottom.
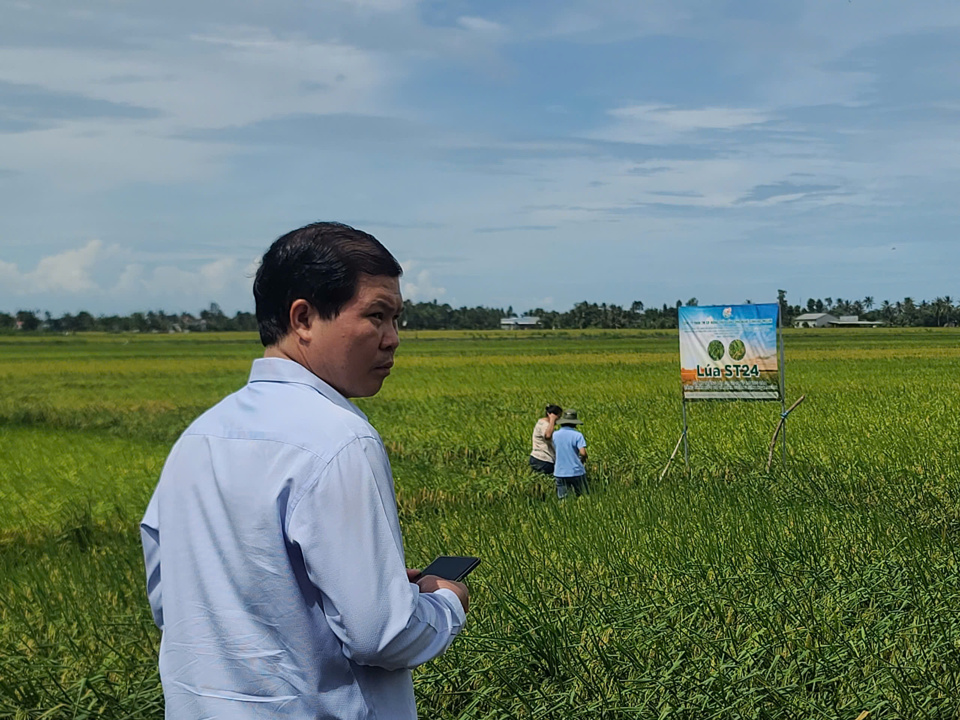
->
left=557, top=409, right=583, bottom=426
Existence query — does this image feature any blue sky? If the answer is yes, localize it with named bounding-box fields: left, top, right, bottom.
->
left=2, top=0, right=960, bottom=315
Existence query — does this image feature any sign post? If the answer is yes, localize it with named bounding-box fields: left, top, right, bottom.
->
left=778, top=310, right=786, bottom=462
left=666, top=303, right=787, bottom=475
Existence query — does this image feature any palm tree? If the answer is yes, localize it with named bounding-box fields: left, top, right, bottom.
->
left=881, top=300, right=893, bottom=322
left=902, top=297, right=916, bottom=326
left=933, top=296, right=951, bottom=327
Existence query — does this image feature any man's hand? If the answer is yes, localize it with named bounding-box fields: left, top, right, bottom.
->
left=415, top=574, right=469, bottom=613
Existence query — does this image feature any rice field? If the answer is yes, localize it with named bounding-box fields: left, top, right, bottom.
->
left=2, top=328, right=960, bottom=718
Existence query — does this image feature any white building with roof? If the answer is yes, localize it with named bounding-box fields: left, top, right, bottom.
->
left=829, top=315, right=884, bottom=327
left=793, top=313, right=837, bottom=328
left=500, top=316, right=542, bottom=330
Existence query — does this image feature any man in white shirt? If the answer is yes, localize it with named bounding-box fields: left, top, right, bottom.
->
left=140, top=222, right=468, bottom=719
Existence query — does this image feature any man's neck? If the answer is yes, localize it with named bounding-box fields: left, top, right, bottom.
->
left=264, top=344, right=296, bottom=362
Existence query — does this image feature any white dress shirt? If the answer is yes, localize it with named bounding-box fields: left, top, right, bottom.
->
left=141, top=357, right=465, bottom=719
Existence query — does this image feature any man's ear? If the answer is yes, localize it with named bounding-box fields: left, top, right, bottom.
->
left=288, top=299, right=316, bottom=341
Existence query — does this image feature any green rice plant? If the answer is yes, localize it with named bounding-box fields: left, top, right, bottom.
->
left=729, top=338, right=746, bottom=361
left=3, top=328, right=960, bottom=717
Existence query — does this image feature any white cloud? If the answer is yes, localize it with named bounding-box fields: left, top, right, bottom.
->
left=400, top=264, right=446, bottom=302
left=122, top=258, right=249, bottom=299
left=594, top=104, right=773, bottom=145
left=458, top=16, right=504, bottom=34
left=0, top=29, right=398, bottom=186
left=0, top=259, right=23, bottom=293
left=199, top=257, right=242, bottom=289
left=536, top=3, right=694, bottom=41
left=0, top=240, right=107, bottom=294
left=4, top=0, right=960, bottom=314
left=31, top=239, right=104, bottom=292
left=0, top=121, right=232, bottom=187
left=611, top=105, right=770, bottom=131
left=114, top=263, right=146, bottom=294
left=0, top=241, right=257, bottom=311
left=0, top=32, right=392, bottom=128
left=794, top=2, right=960, bottom=59
left=333, top=0, right=418, bottom=11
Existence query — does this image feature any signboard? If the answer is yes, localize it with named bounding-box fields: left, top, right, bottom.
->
left=679, top=304, right=781, bottom=401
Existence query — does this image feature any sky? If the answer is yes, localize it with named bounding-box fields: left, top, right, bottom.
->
left=2, top=0, right=960, bottom=316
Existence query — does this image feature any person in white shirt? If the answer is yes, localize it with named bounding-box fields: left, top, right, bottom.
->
left=529, top=404, right=562, bottom=475
left=140, top=222, right=468, bottom=719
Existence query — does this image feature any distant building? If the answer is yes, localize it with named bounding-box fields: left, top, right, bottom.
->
left=828, top=315, right=884, bottom=327
left=793, top=313, right=837, bottom=328
left=500, top=316, right=542, bottom=330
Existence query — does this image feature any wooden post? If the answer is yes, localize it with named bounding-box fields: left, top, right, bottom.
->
left=766, top=395, right=806, bottom=470
left=659, top=432, right=686, bottom=482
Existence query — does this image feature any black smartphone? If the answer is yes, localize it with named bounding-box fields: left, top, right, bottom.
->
left=417, top=555, right=480, bottom=582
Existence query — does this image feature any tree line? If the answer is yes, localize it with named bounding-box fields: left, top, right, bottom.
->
left=1, top=305, right=259, bottom=333
left=3, top=292, right=960, bottom=333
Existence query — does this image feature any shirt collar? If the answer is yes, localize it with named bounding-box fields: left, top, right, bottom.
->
left=248, top=357, right=368, bottom=422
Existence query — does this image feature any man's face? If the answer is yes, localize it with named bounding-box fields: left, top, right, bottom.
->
left=306, top=273, right=402, bottom=398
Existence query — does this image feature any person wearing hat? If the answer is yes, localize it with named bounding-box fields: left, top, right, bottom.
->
left=529, top=404, right=562, bottom=475
left=552, top=409, right=588, bottom=498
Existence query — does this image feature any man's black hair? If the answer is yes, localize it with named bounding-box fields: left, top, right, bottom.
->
left=546, top=404, right=562, bottom=416
left=254, top=222, right=402, bottom=346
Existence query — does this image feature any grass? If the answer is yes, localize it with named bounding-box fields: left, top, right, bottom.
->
left=2, top=328, right=960, bottom=718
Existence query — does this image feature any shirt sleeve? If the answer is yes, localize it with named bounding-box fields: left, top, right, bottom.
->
left=577, top=433, right=586, bottom=450
left=286, top=436, right=465, bottom=671
left=139, top=495, right=164, bottom=629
